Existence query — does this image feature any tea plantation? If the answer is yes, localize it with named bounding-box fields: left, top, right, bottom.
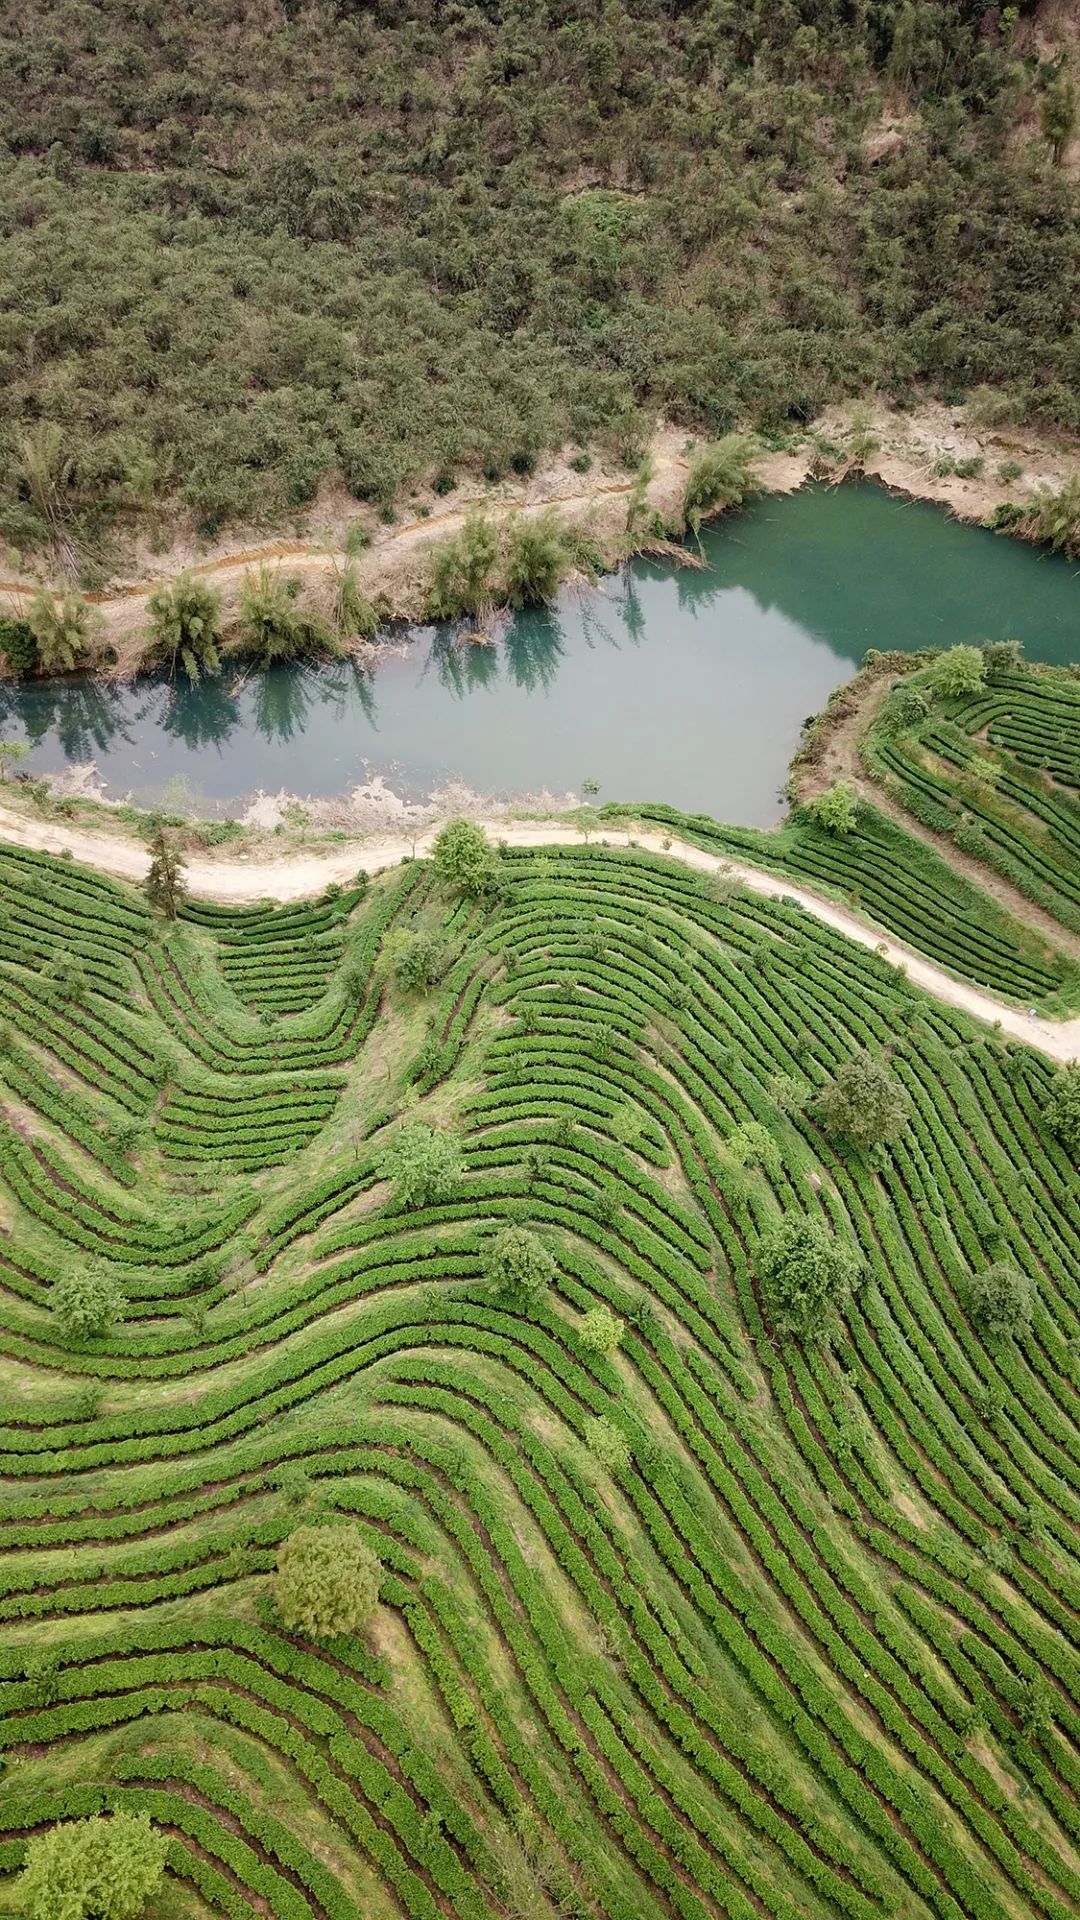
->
left=1, top=833, right=1079, bottom=1920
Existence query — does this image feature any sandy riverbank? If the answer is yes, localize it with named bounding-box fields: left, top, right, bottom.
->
left=1, top=399, right=1076, bottom=684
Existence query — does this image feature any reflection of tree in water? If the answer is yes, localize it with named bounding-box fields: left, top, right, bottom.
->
left=619, top=570, right=647, bottom=650
left=313, top=659, right=378, bottom=730
left=252, top=665, right=315, bottom=743
left=0, top=676, right=134, bottom=761
left=160, top=674, right=241, bottom=752
left=425, top=627, right=500, bottom=701
left=502, top=607, right=564, bottom=692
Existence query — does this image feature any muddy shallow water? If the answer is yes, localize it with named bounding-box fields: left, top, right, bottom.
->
left=3, top=483, right=1077, bottom=828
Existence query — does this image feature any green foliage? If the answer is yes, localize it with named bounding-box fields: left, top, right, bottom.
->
left=0, top=614, right=39, bottom=675
left=877, top=682, right=930, bottom=735
left=146, top=573, right=223, bottom=684
left=727, top=1121, right=781, bottom=1174
left=392, top=930, right=444, bottom=991
left=432, top=817, right=496, bottom=896
left=756, top=1215, right=861, bottom=1338
left=806, top=779, right=860, bottom=835
left=1039, top=69, right=1076, bottom=164
left=929, top=645, right=987, bottom=698
left=238, top=566, right=328, bottom=663
left=1023, top=474, right=1080, bottom=559
left=814, top=1050, right=910, bottom=1151
left=966, top=1261, right=1034, bottom=1342
left=0, top=738, right=30, bottom=779
left=484, top=1225, right=554, bottom=1303
left=383, top=1121, right=462, bottom=1208
left=585, top=1414, right=631, bottom=1474
left=50, top=1267, right=125, bottom=1341
left=682, top=436, right=761, bottom=536
left=980, top=638, right=1024, bottom=680
left=19, top=1811, right=166, bottom=1920
left=145, top=827, right=187, bottom=919
left=24, top=590, right=97, bottom=673
left=333, top=562, right=379, bottom=642
left=505, top=512, right=572, bottom=609
left=424, top=514, right=499, bottom=622
left=1044, top=1064, right=1080, bottom=1158
left=273, top=1523, right=381, bottom=1639
left=579, top=1306, right=625, bottom=1354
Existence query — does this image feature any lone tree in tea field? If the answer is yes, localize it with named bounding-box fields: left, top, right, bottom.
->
left=145, top=825, right=187, bottom=920
left=19, top=1810, right=166, bottom=1920
left=967, top=1262, right=1034, bottom=1343
left=432, top=817, right=497, bottom=896
left=756, top=1215, right=861, bottom=1339
left=1044, top=1063, right=1080, bottom=1158
left=814, top=1050, right=909, bottom=1152
left=51, top=1268, right=124, bottom=1343
left=274, top=1524, right=381, bottom=1640
left=384, top=1121, right=462, bottom=1207
left=485, top=1224, right=555, bottom=1303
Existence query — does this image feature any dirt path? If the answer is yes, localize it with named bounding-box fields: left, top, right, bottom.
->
left=1, top=805, right=1076, bottom=1063
left=797, top=671, right=1080, bottom=967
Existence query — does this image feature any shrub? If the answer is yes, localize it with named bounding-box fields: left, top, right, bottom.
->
left=333, top=561, right=380, bottom=641
left=383, top=1121, right=462, bottom=1207
left=432, top=817, right=496, bottom=896
left=51, top=1268, right=125, bottom=1342
left=0, top=613, right=39, bottom=674
left=579, top=1306, right=625, bottom=1354
left=1044, top=1064, right=1080, bottom=1158
left=274, top=1523, right=381, bottom=1638
left=146, top=572, right=223, bottom=683
left=424, top=513, right=498, bottom=621
left=980, top=638, right=1024, bottom=680
left=682, top=434, right=761, bottom=534
left=392, top=930, right=444, bottom=991
left=814, top=1051, right=909, bottom=1151
left=877, top=683, right=930, bottom=734
left=238, top=565, right=328, bottom=662
left=25, top=588, right=98, bottom=672
left=928, top=645, right=986, bottom=697
left=756, top=1215, right=861, bottom=1338
left=807, top=780, right=860, bottom=835
left=585, top=1415, right=631, bottom=1473
left=967, top=1261, right=1034, bottom=1342
left=19, top=1811, right=166, bottom=1920
left=505, top=511, right=571, bottom=607
left=727, top=1120, right=781, bottom=1173
left=485, top=1224, right=554, bottom=1302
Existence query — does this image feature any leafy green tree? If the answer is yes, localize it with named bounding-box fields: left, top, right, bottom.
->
left=980, top=638, right=1024, bottom=680
left=25, top=588, right=98, bottom=672
left=484, top=1225, right=554, bottom=1302
left=877, top=682, right=929, bottom=735
left=384, top=1121, right=461, bottom=1207
left=756, top=1215, right=861, bottom=1338
left=966, top=1261, right=1033, bottom=1342
left=145, top=826, right=187, bottom=919
left=51, top=1268, right=125, bottom=1342
left=807, top=780, right=860, bottom=835
left=19, top=1810, right=166, bottom=1920
left=683, top=435, right=761, bottom=535
left=928, top=645, right=987, bottom=698
left=1044, top=1063, right=1080, bottom=1158
left=146, top=572, right=223, bottom=683
left=1024, top=475, right=1080, bottom=560
left=0, top=738, right=30, bottom=780
left=579, top=1306, right=624, bottom=1354
left=274, top=1523, right=381, bottom=1638
left=813, top=1051, right=909, bottom=1151
left=0, top=615, right=38, bottom=674
left=432, top=817, right=496, bottom=896
left=392, top=930, right=444, bottom=991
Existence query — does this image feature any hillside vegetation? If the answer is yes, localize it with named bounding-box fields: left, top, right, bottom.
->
left=1, top=832, right=1080, bottom=1919
left=0, top=0, right=1078, bottom=568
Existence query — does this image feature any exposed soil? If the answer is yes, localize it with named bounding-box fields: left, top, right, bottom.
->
left=1, top=400, right=1075, bottom=682
left=0, top=800, right=1076, bottom=1063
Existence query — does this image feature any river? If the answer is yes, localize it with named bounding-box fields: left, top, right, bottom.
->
left=2, top=482, right=1076, bottom=827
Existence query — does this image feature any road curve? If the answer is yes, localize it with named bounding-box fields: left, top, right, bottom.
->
left=1, top=805, right=1076, bottom=1063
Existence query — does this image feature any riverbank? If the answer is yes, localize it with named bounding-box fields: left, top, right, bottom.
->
left=2, top=399, right=1077, bottom=686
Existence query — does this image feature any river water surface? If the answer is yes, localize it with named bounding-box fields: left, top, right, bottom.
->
left=3, top=483, right=1077, bottom=827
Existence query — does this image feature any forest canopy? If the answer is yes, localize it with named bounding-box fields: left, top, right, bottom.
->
left=0, top=0, right=1076, bottom=566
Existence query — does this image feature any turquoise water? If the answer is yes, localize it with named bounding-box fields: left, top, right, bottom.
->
left=2, top=483, right=1076, bottom=828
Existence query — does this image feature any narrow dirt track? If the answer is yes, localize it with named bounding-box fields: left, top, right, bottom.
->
left=1, top=806, right=1076, bottom=1063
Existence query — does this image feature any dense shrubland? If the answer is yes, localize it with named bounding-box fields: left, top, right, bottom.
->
left=1, top=828, right=1079, bottom=1919
left=0, top=0, right=1076, bottom=567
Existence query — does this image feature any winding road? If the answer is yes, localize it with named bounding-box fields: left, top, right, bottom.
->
left=1, top=805, right=1076, bottom=1063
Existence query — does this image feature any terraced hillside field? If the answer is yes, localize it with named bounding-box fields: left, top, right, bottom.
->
left=862, top=664, right=1080, bottom=941
left=2, top=835, right=1080, bottom=1920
